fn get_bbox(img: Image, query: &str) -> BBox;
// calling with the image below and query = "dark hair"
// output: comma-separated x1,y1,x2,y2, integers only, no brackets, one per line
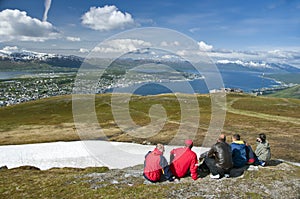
259,133,266,142
218,134,226,142
233,134,241,141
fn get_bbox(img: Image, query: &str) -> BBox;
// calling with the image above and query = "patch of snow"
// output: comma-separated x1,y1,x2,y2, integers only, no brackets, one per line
0,140,209,170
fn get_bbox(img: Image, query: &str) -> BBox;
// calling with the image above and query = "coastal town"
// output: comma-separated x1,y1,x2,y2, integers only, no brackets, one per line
0,75,75,107
0,71,205,107
2,74,293,107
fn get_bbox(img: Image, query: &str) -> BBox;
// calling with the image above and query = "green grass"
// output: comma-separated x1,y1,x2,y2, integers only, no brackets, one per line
0,166,171,199
265,85,300,99
0,167,108,199
0,95,74,131
1,163,299,199
230,96,300,118
0,93,299,162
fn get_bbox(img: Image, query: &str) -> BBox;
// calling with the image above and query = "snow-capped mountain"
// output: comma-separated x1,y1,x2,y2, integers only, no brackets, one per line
216,59,300,73
0,48,299,73
0,48,55,61
0,49,84,69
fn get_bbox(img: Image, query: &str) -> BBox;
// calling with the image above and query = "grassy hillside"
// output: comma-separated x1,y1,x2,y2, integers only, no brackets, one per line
0,60,78,72
265,85,300,99
0,93,299,162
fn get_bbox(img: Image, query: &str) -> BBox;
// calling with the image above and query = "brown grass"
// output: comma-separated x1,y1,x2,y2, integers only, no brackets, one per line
0,93,299,162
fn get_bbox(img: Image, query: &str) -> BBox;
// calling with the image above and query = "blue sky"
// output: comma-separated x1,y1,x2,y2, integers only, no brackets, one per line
0,0,299,66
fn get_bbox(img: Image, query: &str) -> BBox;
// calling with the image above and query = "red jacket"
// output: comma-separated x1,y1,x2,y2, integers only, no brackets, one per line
144,148,170,182
170,147,198,180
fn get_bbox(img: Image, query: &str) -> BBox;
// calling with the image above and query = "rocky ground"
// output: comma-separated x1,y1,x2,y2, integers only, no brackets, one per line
1,159,299,198
79,160,300,199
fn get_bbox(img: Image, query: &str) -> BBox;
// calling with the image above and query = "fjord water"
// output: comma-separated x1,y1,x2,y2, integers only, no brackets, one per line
0,71,31,79
1,70,281,95
109,70,281,95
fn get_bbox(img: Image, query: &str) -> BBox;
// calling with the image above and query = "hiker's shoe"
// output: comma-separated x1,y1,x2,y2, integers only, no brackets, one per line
210,174,220,179
224,174,230,178
259,161,266,167
173,178,180,183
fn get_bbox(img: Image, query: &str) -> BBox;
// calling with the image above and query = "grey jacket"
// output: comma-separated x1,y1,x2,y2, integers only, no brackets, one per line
255,141,271,161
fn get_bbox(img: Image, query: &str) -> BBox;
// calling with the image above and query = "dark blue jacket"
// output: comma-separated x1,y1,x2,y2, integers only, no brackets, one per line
231,141,247,168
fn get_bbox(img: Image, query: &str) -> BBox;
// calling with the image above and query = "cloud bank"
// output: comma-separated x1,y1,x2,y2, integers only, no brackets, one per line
216,60,272,68
92,39,151,54
66,36,81,42
79,48,90,53
209,49,300,68
198,41,213,51
86,38,300,68
81,5,135,31
2,46,19,52
0,9,59,42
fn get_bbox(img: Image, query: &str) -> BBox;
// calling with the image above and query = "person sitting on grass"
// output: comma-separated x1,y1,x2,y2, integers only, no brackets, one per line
143,143,174,183
255,133,271,166
169,139,198,180
231,134,247,168
199,134,233,179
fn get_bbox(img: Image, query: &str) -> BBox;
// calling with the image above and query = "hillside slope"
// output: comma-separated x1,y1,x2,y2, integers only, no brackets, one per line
0,93,299,162
266,85,300,99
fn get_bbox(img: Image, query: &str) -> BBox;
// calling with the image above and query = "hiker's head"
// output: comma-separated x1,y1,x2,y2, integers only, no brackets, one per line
258,133,267,143
156,143,165,153
185,139,193,149
232,134,241,141
218,134,226,142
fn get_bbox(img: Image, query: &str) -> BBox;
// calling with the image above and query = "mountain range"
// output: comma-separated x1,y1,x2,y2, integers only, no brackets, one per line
0,49,83,69
0,48,299,73
216,60,300,73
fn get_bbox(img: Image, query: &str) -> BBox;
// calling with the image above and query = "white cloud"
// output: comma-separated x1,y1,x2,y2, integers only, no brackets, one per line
43,0,52,22
66,36,81,42
208,50,257,60
267,50,295,59
216,59,271,68
161,55,172,59
160,41,180,47
207,48,300,68
176,50,188,57
79,48,90,53
161,54,182,60
92,39,151,53
2,46,19,52
198,41,213,51
189,27,201,33
81,5,135,31
170,44,300,68
0,9,60,42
